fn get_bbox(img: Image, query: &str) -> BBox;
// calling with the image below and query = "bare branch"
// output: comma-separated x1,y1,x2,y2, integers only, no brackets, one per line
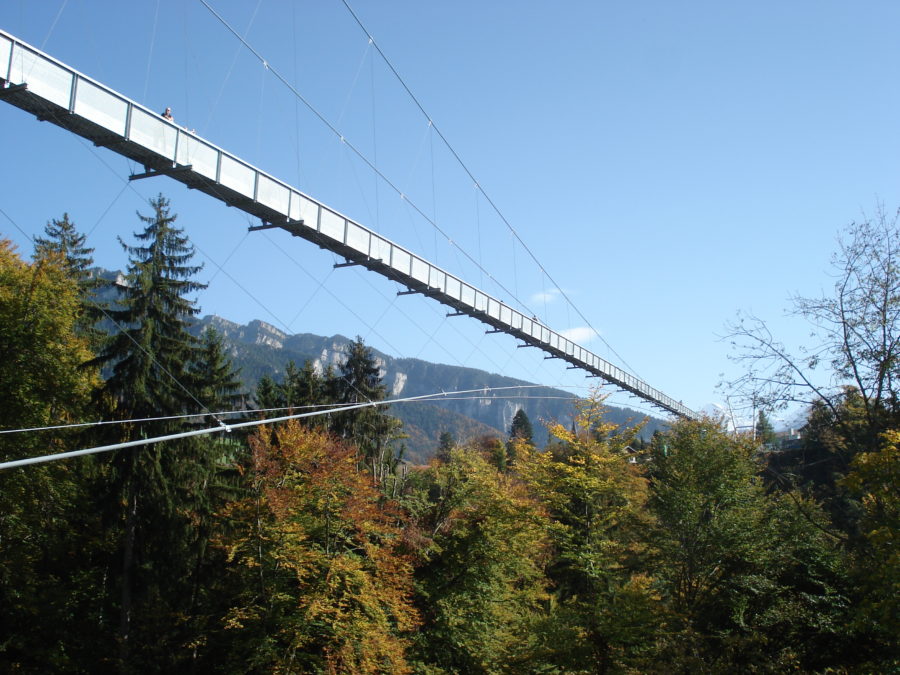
723,206,900,426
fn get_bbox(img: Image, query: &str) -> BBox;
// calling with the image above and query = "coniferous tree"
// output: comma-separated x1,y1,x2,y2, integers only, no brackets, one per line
334,336,402,483
254,373,283,412
281,359,303,409
188,324,246,469
294,359,332,428
335,337,386,406
321,362,341,421
96,195,205,422
32,213,106,342
184,326,245,645
33,213,98,292
508,408,534,468
755,409,777,447
91,194,210,669
436,431,455,463
253,359,333,426
191,326,244,420
509,408,534,444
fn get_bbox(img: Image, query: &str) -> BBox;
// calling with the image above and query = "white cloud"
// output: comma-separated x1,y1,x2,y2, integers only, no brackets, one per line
560,326,597,343
530,288,562,304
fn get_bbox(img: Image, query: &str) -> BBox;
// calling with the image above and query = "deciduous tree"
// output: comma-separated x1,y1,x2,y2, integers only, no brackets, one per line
727,205,900,436
0,239,98,452
217,421,419,673
649,418,852,671
0,239,103,670
410,444,552,673
521,394,661,673
843,430,900,668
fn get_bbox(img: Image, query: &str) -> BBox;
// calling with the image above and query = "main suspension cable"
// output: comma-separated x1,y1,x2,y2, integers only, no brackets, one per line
0,384,591,471
338,0,642,379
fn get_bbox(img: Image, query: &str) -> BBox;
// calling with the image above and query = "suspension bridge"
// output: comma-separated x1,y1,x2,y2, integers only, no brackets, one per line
0,28,697,420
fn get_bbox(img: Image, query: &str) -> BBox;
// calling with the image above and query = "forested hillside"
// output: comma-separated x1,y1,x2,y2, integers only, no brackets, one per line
186,314,668,461
0,203,897,672
92,273,669,461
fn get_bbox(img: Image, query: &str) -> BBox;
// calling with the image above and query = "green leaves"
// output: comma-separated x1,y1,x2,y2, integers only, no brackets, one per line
648,418,856,670
516,394,661,672
410,445,552,673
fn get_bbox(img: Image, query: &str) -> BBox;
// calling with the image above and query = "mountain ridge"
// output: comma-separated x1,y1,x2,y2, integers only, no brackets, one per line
190,314,669,462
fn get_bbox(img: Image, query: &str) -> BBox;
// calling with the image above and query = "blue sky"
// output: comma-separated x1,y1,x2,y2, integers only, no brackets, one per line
3,1,900,422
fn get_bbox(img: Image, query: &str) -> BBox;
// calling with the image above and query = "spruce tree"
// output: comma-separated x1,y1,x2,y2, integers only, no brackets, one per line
33,213,97,291
184,326,245,642
97,195,205,421
282,359,303,409
509,408,534,444
32,213,106,342
188,325,245,468
755,409,777,447
191,327,244,420
437,431,455,463
334,336,402,482
254,373,283,411
292,359,333,428
336,337,387,406
253,359,331,426
91,194,209,669
296,359,325,407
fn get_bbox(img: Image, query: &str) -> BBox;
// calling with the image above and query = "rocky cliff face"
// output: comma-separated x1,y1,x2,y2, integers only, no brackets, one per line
204,317,287,349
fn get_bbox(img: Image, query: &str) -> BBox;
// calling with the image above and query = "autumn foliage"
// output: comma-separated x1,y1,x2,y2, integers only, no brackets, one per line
1,204,898,672
218,421,419,673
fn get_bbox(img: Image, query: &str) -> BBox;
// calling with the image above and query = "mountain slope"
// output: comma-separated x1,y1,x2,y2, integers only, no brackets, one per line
191,315,668,461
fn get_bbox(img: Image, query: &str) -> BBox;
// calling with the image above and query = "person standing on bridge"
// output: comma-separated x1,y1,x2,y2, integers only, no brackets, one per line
161,107,173,121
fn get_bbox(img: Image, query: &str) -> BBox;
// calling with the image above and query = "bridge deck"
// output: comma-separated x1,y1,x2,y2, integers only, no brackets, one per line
0,29,696,419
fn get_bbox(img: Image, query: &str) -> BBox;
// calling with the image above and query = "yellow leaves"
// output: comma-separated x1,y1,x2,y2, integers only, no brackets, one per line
296,553,416,674
844,430,900,525
0,239,99,446
841,428,900,637
507,435,534,465
222,606,255,631
547,422,575,445
517,393,655,624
